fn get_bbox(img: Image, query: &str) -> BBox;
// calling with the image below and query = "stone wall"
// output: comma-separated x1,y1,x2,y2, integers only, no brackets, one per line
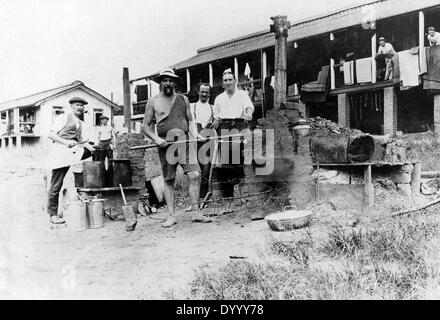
256,109,315,209
114,133,147,194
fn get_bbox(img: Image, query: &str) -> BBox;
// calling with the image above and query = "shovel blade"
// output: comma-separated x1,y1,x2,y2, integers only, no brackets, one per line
122,205,137,231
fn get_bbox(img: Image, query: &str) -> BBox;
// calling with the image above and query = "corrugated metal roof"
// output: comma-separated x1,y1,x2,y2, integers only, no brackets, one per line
146,0,440,76
0,81,120,112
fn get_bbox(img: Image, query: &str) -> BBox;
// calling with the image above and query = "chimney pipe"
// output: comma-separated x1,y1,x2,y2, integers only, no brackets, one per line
123,67,131,132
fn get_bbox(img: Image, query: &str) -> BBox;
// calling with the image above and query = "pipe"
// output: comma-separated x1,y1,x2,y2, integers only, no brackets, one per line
421,171,440,179
123,67,131,133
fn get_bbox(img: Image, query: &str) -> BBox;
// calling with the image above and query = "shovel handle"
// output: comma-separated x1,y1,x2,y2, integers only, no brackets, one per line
119,184,127,205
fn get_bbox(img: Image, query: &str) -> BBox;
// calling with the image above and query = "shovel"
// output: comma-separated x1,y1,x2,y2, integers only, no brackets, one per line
119,184,137,231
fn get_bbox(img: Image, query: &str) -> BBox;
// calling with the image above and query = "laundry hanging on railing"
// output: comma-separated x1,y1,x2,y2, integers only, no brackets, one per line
343,61,354,85
355,58,372,83
398,48,420,87
244,63,251,79
301,66,330,103
301,66,330,92
422,45,440,91
135,85,149,102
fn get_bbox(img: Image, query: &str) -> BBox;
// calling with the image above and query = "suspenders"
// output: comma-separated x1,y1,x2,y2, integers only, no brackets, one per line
194,102,213,128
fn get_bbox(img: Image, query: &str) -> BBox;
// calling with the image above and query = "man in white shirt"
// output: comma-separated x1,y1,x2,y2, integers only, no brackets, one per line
213,69,254,125
191,83,215,132
47,97,94,224
376,37,396,81
96,115,116,161
428,26,440,47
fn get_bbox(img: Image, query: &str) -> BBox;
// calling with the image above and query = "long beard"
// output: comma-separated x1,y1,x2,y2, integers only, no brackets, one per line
163,87,173,96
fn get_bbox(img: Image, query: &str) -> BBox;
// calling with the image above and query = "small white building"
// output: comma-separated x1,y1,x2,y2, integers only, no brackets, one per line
0,80,120,149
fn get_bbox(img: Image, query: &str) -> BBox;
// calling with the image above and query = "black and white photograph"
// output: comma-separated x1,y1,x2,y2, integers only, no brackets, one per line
2,0,440,303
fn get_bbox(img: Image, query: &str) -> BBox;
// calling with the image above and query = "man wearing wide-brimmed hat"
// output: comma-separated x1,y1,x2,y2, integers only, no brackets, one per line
142,68,211,227
46,96,95,224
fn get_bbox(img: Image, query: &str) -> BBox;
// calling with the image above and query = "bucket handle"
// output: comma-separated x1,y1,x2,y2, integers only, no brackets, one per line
284,205,297,211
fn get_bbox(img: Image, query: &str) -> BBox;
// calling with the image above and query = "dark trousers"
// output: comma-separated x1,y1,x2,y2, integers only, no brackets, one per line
197,141,212,199
47,149,91,216
94,140,113,161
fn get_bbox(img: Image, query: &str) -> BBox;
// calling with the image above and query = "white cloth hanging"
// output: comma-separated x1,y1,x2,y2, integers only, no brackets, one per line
244,63,251,79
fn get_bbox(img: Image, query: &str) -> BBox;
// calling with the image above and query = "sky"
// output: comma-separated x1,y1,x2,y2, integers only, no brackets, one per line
0,0,373,104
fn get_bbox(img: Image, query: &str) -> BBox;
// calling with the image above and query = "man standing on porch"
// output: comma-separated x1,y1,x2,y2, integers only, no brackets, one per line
376,37,396,81
428,26,440,46
141,68,211,227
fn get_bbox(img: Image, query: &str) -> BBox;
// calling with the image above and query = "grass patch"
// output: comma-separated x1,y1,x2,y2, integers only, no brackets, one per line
189,215,440,300
397,132,440,171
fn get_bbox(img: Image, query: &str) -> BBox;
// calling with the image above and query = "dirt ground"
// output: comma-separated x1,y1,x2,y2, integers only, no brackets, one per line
0,166,287,300
1,163,438,299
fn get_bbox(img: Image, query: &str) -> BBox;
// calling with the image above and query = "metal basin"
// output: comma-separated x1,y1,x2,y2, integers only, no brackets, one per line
265,208,314,231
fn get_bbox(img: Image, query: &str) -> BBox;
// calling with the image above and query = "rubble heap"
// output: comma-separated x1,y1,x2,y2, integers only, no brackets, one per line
309,116,364,137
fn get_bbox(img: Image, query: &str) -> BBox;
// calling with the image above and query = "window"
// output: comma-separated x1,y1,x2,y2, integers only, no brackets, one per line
93,108,103,126
52,106,64,124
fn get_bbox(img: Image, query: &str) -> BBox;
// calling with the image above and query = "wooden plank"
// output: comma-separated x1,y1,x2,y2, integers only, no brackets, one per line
364,164,374,206
312,162,407,167
77,186,141,192
330,79,400,95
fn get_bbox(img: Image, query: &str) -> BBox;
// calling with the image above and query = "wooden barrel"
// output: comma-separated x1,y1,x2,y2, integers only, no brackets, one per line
310,135,350,163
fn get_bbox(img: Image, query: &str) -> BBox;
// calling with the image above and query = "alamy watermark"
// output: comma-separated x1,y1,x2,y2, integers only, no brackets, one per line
163,128,275,175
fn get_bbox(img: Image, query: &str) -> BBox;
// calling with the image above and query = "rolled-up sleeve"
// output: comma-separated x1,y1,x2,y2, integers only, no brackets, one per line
242,91,254,113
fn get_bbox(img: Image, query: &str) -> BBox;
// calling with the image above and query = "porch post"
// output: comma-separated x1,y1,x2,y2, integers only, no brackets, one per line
262,50,267,84
419,11,426,74
186,68,191,92
433,95,440,139
234,57,239,81
13,107,19,135
330,33,336,90
209,63,213,87
371,33,377,83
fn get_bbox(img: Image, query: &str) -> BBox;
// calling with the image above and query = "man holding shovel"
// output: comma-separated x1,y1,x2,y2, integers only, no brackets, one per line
46,97,95,224
141,68,211,227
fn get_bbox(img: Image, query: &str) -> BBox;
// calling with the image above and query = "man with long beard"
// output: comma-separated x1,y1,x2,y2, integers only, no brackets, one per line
142,68,211,227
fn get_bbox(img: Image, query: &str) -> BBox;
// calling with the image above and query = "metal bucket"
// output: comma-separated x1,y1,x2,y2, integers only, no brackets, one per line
83,161,106,188
64,201,88,231
87,199,105,229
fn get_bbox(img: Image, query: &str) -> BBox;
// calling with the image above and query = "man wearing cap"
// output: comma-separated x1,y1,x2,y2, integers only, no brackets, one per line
376,37,396,81
96,114,116,161
47,97,95,224
428,27,440,46
141,68,211,227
